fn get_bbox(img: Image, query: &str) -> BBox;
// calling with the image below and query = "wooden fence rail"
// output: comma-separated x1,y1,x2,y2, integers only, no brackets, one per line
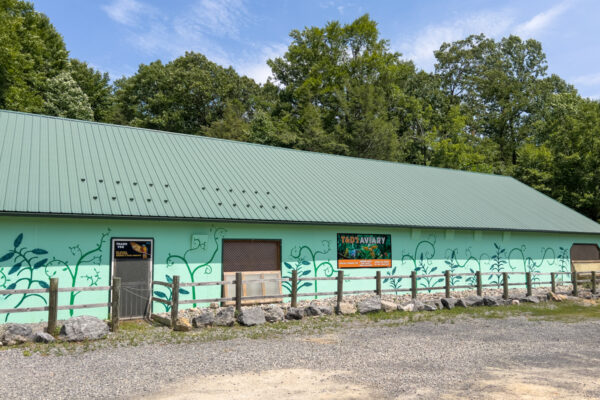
0,277,121,333
153,270,598,330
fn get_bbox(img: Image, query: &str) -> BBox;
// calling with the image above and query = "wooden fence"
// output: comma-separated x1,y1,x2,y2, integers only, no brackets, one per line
153,270,598,329
0,277,122,333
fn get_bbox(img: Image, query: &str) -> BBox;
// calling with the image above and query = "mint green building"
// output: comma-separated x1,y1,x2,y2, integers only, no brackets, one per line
1,110,600,323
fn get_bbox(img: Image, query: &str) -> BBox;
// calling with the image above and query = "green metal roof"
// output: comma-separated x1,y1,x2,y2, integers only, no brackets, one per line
1,110,599,234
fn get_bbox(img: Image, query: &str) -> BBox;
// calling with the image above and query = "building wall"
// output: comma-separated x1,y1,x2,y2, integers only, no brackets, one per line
1,215,599,323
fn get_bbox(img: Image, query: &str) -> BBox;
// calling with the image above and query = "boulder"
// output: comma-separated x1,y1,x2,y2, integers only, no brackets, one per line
192,311,215,328
237,307,266,326
263,305,285,322
152,313,171,327
423,303,437,311
455,299,467,308
381,300,397,313
464,296,484,307
511,299,520,305
357,297,382,314
286,307,305,320
305,305,322,317
214,307,236,326
521,296,540,304
433,299,444,310
399,303,415,312
59,315,109,341
34,332,55,344
336,302,356,315
174,317,192,332
209,302,219,309
411,300,425,311
318,305,334,315
441,298,457,310
1,324,33,344
483,296,501,306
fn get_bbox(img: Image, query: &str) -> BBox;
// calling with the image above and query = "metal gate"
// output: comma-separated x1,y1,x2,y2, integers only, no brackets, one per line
111,239,153,319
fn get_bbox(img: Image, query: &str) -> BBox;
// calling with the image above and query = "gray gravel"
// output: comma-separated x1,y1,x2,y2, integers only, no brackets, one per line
1,314,600,399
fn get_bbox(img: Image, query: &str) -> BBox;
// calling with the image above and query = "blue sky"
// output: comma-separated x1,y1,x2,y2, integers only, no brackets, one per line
32,0,600,98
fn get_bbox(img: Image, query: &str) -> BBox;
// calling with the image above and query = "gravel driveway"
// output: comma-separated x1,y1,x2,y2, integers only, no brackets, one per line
1,315,599,399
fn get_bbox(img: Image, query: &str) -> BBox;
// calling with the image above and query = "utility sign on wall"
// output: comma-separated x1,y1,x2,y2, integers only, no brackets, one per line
337,233,392,268
113,240,152,259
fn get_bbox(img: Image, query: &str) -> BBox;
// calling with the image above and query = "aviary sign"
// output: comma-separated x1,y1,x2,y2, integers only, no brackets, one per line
337,233,392,268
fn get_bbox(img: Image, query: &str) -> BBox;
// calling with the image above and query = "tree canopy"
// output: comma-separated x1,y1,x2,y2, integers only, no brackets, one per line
1,2,599,222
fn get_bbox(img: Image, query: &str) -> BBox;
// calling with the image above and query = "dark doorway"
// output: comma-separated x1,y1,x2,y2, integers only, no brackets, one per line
111,238,153,319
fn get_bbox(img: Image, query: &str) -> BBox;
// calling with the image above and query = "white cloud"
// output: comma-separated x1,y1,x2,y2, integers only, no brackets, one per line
188,0,249,39
398,2,573,71
398,10,514,70
236,43,288,83
101,0,155,26
514,1,572,38
571,72,600,86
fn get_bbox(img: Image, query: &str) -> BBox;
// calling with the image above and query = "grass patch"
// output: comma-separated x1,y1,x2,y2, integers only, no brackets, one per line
4,300,599,356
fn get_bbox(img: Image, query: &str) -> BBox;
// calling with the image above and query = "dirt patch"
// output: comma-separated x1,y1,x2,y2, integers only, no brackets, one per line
139,368,377,400
442,366,600,400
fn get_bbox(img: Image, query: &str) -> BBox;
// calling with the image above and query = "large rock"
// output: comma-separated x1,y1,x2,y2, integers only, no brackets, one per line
455,298,468,308
399,303,415,312
263,305,285,322
464,296,484,307
305,304,322,317
152,313,171,326
357,297,382,314
547,292,567,302
59,315,109,341
318,305,334,315
192,310,215,328
336,302,356,315
423,303,437,311
483,296,500,306
433,299,444,310
381,300,397,313
34,332,55,344
520,296,540,304
237,307,266,326
1,324,33,345
441,298,458,310
214,307,236,326
286,307,305,320
174,317,192,331
411,300,425,311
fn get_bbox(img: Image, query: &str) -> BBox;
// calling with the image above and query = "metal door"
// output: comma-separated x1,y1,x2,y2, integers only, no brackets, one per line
111,239,153,319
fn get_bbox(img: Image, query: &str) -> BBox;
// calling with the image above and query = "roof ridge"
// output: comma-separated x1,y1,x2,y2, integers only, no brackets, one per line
0,109,511,180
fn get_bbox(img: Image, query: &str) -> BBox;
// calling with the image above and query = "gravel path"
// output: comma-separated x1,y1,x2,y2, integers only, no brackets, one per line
1,316,600,399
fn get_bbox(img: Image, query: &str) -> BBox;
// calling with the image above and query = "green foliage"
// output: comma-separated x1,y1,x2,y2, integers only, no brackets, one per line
0,5,599,222
69,59,113,122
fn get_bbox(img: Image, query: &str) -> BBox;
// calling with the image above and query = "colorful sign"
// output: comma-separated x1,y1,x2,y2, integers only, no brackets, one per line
114,240,152,259
337,233,392,268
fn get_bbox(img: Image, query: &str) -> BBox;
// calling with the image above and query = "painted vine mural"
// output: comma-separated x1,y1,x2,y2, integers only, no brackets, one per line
0,231,110,321
165,227,226,307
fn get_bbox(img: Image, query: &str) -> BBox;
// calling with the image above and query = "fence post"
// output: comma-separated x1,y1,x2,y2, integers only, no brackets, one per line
526,272,532,297
551,272,556,293
592,271,597,295
111,277,120,333
502,272,509,300
411,270,417,299
291,269,298,308
336,270,344,311
171,275,180,329
376,271,382,297
444,270,450,298
47,277,58,334
235,272,243,313
476,271,482,297
572,272,578,297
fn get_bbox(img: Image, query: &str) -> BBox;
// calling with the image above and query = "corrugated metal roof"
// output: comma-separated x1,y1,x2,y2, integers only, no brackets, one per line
1,109,599,234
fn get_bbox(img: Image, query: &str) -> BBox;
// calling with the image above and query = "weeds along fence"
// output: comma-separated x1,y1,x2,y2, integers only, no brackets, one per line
0,277,122,333
153,270,599,329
